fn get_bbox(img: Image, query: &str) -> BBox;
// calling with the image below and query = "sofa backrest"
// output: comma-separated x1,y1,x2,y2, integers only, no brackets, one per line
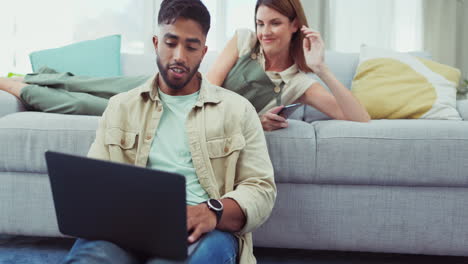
121,50,433,122
308,50,432,90
302,50,433,122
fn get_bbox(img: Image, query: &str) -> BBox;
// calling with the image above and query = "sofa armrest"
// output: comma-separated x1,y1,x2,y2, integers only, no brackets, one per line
457,100,468,120
0,91,27,118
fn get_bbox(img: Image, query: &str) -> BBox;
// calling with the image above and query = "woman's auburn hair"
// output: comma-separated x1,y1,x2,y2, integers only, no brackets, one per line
255,0,313,73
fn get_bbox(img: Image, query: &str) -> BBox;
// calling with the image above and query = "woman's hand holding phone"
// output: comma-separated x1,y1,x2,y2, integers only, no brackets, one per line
260,106,288,131
277,103,302,118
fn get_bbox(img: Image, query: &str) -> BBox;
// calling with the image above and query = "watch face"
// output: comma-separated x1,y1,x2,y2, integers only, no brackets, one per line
208,199,223,211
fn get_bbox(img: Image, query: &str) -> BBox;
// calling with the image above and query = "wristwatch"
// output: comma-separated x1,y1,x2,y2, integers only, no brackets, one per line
205,199,223,224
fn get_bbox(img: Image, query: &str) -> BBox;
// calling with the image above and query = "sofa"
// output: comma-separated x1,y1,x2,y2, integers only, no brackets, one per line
1,50,468,257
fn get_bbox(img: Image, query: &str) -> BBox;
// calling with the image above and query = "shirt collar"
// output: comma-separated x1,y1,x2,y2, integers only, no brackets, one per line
140,72,221,106
257,47,299,84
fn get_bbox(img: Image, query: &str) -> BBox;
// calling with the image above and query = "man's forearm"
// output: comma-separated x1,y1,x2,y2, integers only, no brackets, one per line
216,198,246,232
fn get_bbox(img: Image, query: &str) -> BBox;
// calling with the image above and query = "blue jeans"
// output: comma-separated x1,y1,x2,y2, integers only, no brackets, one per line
62,230,238,264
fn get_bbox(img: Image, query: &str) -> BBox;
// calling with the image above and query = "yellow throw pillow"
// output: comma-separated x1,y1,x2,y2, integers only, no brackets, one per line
351,46,461,120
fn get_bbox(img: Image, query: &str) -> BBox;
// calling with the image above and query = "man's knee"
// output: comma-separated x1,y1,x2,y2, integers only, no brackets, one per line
189,231,238,263
62,239,138,264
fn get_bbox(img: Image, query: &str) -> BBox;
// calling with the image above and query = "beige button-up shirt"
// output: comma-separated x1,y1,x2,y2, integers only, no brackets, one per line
87,74,277,264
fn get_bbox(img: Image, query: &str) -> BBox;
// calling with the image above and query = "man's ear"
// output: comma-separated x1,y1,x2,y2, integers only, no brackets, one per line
152,35,159,52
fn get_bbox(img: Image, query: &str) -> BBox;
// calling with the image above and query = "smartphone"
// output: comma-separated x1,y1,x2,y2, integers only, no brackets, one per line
277,103,303,118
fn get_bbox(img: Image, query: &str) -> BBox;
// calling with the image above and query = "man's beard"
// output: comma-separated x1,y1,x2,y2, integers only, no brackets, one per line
156,57,201,91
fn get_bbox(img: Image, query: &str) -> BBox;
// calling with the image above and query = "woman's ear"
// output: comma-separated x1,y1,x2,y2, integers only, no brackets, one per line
291,18,300,34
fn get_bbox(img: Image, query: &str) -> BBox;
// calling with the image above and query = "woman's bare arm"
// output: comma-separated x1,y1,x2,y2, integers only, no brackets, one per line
206,34,239,86
301,26,370,122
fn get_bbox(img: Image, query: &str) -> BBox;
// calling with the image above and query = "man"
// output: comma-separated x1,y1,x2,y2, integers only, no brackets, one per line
62,0,276,263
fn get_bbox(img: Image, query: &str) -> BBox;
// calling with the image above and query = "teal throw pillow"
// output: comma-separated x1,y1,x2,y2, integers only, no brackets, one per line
29,35,121,77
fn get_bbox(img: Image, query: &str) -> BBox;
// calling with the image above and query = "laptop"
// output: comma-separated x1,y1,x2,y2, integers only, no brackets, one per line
45,151,200,260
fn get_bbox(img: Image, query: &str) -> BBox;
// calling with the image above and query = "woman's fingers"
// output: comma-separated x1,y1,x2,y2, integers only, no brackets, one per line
264,121,288,131
305,33,321,38
267,112,286,122
266,113,288,129
303,30,320,35
304,33,323,42
301,26,320,34
303,37,311,51
261,109,289,131
268,105,284,115
301,27,323,41
304,33,325,48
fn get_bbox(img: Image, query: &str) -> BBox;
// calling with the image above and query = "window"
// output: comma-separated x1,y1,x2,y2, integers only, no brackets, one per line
201,0,256,51
0,0,154,76
328,0,423,52
1,0,260,75
1,0,426,76
153,0,256,51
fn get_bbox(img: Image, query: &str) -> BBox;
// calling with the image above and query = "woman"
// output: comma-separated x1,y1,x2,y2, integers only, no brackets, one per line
207,0,370,131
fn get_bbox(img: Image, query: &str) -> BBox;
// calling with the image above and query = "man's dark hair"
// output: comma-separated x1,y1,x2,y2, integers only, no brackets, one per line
158,0,211,36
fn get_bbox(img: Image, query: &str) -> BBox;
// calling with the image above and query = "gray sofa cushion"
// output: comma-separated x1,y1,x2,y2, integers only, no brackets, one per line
0,91,27,118
457,100,468,120
254,183,468,256
264,120,316,184
313,119,468,187
322,51,360,90
0,112,98,173
304,105,332,123
4,110,466,188
1,112,317,184
0,171,60,236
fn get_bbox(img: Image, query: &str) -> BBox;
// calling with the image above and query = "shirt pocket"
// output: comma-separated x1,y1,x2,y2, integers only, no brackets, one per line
104,127,139,163
206,134,246,158
206,134,246,194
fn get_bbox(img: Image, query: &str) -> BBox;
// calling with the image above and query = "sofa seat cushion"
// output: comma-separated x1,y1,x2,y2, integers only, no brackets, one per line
264,120,317,184
457,100,468,120
314,120,468,187
0,112,98,173
0,91,27,118
1,113,317,185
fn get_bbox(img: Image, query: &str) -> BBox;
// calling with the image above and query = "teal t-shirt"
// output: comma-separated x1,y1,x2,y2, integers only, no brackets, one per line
146,89,209,205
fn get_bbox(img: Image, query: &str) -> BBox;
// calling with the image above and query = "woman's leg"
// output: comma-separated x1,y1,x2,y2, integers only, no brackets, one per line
2,67,149,115
10,76,25,82
1,77,109,115
24,68,150,98
62,238,142,264
21,84,109,115
0,77,28,99
146,230,238,264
